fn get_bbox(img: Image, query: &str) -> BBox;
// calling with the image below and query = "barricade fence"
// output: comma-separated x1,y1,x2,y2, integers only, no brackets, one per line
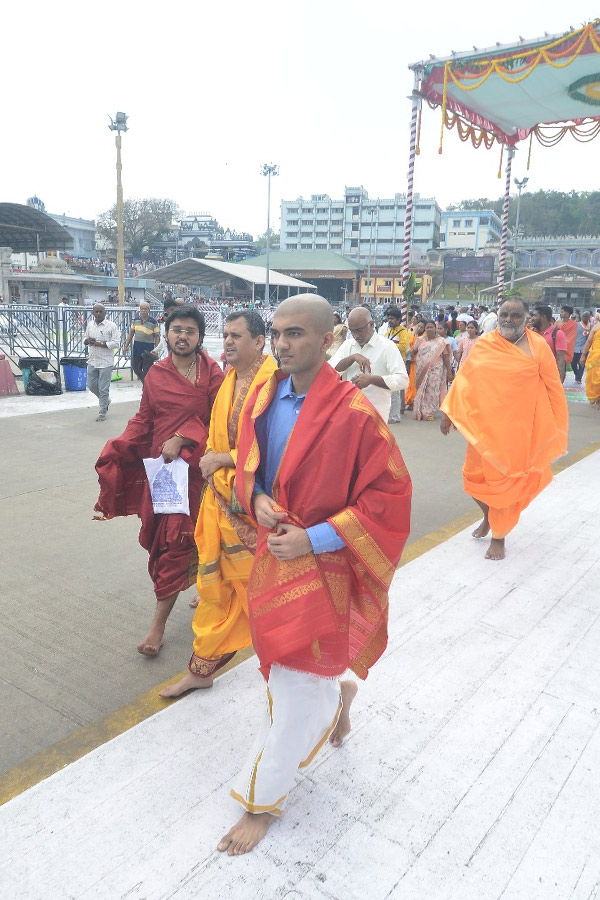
0,306,137,374
0,304,276,375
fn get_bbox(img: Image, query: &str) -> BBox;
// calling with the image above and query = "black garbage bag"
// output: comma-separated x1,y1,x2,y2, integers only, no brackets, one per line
26,368,62,396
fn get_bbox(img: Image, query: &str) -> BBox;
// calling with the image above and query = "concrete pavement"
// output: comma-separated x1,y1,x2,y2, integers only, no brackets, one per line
1,448,599,900
0,368,598,780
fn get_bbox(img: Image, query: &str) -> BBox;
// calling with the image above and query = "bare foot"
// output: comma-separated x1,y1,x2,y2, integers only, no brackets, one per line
217,812,274,855
485,537,505,561
136,624,164,656
159,670,213,697
472,519,490,539
189,595,199,608
330,680,358,747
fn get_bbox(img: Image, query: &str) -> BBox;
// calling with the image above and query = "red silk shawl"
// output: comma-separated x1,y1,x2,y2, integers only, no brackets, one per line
94,350,223,547
236,362,412,680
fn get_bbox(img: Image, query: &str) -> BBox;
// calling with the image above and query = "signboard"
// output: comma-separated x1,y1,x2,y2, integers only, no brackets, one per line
443,256,494,285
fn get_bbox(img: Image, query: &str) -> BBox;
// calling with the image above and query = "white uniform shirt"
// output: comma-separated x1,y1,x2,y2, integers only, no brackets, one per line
329,331,408,421
85,318,120,368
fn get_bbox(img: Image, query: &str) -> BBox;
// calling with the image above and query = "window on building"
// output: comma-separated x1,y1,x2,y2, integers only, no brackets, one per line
288,219,298,226
301,243,312,249
331,244,342,250
287,208,298,214
286,232,298,238
480,217,489,225
316,231,328,237
453,219,461,227
464,219,473,227
316,244,327,249
351,239,358,247
332,207,343,213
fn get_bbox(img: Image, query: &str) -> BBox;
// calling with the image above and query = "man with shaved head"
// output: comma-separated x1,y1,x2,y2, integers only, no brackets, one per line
217,294,412,855
329,304,408,424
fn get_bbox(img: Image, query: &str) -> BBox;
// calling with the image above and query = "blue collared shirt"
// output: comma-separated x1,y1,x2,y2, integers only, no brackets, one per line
254,376,345,555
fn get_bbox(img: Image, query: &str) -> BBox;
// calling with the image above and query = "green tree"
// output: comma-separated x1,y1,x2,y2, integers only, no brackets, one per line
97,198,180,257
448,189,600,237
253,229,280,252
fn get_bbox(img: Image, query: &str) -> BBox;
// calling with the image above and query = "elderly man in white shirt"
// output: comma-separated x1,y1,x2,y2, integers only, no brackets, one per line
84,304,120,421
328,306,408,423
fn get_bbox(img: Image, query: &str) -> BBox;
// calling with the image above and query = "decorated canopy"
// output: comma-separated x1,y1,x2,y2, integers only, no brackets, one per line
412,21,600,151
401,21,600,302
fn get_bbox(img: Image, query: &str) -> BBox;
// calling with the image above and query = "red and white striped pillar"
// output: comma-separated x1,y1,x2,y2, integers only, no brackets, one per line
496,145,514,303
401,71,422,323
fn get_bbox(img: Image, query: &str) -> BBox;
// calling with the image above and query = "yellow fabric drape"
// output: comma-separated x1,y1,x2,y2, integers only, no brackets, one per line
585,329,600,404
192,355,277,662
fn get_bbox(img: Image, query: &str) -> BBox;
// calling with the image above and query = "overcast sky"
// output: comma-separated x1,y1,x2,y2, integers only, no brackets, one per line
2,0,598,238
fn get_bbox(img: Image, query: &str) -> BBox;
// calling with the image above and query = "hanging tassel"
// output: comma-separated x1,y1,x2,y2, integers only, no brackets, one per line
439,63,449,154
527,130,533,169
497,142,504,178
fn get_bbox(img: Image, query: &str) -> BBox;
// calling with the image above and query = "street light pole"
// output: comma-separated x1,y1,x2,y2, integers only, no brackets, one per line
261,163,279,307
108,112,128,306
365,208,375,305
510,175,528,290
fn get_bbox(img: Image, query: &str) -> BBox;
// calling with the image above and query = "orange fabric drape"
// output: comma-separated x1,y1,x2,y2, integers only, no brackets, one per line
441,329,568,537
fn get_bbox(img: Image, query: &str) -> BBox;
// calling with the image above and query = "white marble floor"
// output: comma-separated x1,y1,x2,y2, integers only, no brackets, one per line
1,451,599,900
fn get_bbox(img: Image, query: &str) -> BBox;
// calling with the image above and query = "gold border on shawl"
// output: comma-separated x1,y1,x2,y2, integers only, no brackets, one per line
330,508,393,584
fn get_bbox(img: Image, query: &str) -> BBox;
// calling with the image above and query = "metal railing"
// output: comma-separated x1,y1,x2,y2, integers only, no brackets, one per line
0,304,279,372
0,305,136,374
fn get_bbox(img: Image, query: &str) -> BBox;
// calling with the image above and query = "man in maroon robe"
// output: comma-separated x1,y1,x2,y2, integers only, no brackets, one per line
94,306,223,655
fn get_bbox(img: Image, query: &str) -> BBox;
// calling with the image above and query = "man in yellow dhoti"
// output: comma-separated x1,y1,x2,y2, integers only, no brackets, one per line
160,311,277,696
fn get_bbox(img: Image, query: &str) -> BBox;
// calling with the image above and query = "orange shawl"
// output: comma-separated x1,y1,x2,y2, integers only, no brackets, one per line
236,363,412,680
441,328,568,536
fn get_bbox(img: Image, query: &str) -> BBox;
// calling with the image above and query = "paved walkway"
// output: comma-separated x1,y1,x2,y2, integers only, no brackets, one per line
1,450,599,900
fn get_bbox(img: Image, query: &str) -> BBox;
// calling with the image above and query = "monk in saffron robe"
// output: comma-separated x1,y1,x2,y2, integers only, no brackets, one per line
160,311,277,697
94,307,223,654
441,297,568,561
217,295,412,856
558,304,578,366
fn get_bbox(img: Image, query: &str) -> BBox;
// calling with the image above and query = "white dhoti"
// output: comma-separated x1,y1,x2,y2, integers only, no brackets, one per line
231,664,342,816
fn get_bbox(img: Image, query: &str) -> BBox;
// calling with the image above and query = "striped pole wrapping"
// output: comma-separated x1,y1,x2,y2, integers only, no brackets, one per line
496,146,514,302
402,75,421,323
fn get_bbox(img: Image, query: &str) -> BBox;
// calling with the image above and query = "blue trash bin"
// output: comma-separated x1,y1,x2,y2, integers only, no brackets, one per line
60,357,88,391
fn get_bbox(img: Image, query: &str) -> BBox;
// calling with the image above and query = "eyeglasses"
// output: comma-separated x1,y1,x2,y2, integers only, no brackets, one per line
169,327,199,337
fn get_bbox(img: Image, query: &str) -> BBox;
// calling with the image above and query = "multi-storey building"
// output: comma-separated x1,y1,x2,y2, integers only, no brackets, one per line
440,210,502,251
280,186,441,265
152,213,254,261
513,236,600,271
26,196,96,259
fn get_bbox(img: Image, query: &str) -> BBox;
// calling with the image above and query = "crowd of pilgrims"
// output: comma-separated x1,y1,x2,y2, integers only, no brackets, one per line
335,301,598,423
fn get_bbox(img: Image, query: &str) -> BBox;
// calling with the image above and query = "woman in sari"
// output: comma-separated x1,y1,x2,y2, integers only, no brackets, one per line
405,320,425,410
456,320,480,369
580,320,600,409
413,320,453,420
